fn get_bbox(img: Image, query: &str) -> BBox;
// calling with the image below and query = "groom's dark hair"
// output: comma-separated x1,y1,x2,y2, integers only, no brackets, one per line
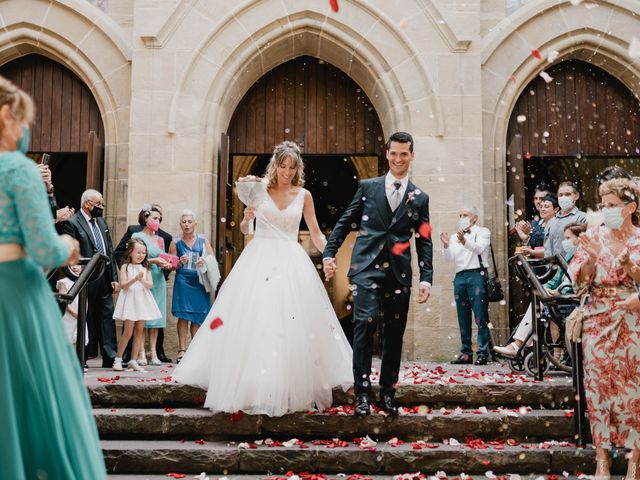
387,132,414,153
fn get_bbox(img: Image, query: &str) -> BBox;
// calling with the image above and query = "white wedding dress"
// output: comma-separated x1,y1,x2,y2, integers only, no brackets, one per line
172,188,353,416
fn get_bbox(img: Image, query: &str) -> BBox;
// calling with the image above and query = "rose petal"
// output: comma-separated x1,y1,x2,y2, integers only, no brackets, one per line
531,49,542,59
209,317,223,330
329,0,339,12
391,242,410,255
418,222,432,239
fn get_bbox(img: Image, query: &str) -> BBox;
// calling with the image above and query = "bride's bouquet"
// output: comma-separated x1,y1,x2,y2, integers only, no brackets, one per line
235,175,267,208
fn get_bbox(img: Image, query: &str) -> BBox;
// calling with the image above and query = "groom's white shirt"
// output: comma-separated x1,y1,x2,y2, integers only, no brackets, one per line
385,172,408,206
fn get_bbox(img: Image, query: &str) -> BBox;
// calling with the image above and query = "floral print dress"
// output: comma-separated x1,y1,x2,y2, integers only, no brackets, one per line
568,225,640,449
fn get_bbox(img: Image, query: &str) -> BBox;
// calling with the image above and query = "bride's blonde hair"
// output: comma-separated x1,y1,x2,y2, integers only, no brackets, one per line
264,141,305,189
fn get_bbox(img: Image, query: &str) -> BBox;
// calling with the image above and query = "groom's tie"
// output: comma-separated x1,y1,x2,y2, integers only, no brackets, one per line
389,180,402,211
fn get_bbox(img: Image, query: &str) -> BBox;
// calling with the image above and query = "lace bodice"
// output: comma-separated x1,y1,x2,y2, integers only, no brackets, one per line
0,151,68,268
254,188,305,241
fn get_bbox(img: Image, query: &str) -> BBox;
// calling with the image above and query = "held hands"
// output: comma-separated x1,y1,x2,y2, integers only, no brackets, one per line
179,254,190,266
456,229,466,245
111,281,120,293
243,207,256,222
417,284,430,304
323,258,337,281
440,232,449,248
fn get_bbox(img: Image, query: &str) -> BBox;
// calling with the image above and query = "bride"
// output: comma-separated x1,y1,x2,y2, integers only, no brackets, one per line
172,141,353,416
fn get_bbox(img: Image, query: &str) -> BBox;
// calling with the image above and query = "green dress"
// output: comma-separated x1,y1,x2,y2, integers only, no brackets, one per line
131,231,167,328
0,151,106,479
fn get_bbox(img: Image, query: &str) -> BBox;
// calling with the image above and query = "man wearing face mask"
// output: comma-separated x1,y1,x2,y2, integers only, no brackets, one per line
548,181,587,257
440,207,492,365
62,189,119,367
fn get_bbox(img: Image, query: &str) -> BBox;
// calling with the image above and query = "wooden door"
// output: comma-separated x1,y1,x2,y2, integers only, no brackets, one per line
217,132,231,277
86,131,103,191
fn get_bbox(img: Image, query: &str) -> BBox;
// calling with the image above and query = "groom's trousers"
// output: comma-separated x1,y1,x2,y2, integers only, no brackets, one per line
350,263,410,397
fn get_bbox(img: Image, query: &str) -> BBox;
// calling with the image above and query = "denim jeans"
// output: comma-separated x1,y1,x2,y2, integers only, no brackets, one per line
453,269,490,356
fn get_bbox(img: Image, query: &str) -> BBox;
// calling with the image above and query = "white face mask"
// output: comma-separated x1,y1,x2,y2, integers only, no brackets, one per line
601,206,625,230
459,217,472,230
558,196,575,211
561,239,576,257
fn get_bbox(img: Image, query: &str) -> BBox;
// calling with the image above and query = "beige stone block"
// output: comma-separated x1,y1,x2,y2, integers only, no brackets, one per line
390,58,434,104
173,135,207,172
134,2,176,37
365,21,411,71
75,27,131,81
437,54,481,96
40,7,96,47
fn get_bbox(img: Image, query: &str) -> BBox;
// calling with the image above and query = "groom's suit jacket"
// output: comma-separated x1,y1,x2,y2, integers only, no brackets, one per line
324,175,433,287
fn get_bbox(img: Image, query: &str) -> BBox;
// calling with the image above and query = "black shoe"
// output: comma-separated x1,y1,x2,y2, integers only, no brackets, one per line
157,354,172,363
379,393,399,415
101,357,115,368
451,354,473,365
474,354,489,366
354,394,371,416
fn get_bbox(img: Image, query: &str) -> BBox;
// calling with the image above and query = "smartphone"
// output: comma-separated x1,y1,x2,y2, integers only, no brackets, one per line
41,153,51,166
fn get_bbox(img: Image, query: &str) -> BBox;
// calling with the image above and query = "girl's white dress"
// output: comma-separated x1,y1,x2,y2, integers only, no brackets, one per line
113,264,162,321
56,277,88,345
172,188,353,417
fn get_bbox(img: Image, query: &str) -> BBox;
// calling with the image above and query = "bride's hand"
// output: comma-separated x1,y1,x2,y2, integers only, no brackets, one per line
243,207,255,222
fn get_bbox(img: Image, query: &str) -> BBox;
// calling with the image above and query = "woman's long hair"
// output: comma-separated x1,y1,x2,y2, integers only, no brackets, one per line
264,141,305,189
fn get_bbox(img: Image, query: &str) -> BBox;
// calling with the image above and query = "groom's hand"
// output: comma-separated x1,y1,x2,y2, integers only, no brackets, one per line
323,258,337,281
417,284,430,304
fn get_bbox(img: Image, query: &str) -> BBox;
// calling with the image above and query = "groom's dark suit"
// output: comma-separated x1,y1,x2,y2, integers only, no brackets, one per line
323,175,433,397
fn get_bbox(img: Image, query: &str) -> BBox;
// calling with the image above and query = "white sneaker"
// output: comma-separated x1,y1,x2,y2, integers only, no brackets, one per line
493,342,519,359
128,359,146,373
113,357,124,371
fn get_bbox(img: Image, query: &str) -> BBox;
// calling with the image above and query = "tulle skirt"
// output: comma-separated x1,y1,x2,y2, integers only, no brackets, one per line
0,259,106,479
172,237,353,417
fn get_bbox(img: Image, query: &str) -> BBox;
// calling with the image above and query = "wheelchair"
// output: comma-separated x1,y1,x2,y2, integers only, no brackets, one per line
499,254,579,378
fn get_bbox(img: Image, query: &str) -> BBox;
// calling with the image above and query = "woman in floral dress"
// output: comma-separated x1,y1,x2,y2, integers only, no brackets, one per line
569,178,640,479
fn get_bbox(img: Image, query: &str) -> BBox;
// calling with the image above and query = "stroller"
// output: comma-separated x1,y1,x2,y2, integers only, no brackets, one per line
500,254,579,378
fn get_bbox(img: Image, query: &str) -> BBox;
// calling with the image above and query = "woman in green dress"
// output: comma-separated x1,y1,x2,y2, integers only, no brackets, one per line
132,205,172,365
0,76,107,478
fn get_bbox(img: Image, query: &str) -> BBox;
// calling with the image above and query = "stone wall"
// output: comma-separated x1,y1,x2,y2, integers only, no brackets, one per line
2,0,640,360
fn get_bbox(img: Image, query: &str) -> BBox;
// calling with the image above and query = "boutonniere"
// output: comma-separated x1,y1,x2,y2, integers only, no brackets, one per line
406,189,421,205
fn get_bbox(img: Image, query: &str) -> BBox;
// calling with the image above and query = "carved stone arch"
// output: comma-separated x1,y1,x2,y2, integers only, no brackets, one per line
480,0,640,341
166,1,446,143
0,0,132,227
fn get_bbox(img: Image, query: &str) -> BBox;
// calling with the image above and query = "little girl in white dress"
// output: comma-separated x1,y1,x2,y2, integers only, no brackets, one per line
113,238,162,372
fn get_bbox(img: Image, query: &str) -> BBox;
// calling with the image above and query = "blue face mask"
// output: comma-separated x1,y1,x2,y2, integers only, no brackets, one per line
561,239,576,257
17,126,30,154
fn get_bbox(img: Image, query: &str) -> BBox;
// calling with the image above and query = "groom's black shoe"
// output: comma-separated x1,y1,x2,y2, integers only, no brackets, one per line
354,394,371,416
451,353,473,365
379,392,399,415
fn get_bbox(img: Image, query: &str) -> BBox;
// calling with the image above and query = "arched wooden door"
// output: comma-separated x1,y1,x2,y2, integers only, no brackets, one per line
0,54,105,210
221,56,386,323
506,60,640,323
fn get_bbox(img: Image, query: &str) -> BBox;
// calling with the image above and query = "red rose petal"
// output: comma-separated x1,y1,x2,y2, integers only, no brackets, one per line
531,49,542,59
164,407,175,412
329,0,339,12
209,317,224,330
229,411,244,422
391,241,410,256
418,222,432,239
166,474,186,479
194,439,205,445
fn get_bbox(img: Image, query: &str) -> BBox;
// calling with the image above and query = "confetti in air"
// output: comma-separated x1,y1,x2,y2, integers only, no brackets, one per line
531,49,542,60
329,0,339,13
516,115,527,124
569,0,584,5
547,50,560,63
539,71,553,83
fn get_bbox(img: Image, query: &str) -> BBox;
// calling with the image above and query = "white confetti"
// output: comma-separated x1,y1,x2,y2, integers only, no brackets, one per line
516,114,527,123
547,50,560,63
569,0,583,5
539,71,553,83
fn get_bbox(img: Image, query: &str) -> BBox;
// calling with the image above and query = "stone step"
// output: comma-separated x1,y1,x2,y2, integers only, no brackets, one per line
105,477,625,480
88,382,574,410
101,440,625,475
95,408,574,442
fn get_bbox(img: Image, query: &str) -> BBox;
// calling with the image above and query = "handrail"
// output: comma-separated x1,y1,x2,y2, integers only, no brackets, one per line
55,253,109,373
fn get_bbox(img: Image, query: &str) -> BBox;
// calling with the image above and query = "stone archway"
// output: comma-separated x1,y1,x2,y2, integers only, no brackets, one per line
481,0,640,341
0,0,131,233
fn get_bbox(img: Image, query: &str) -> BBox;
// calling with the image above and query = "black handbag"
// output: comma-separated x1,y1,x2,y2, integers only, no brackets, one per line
478,244,504,302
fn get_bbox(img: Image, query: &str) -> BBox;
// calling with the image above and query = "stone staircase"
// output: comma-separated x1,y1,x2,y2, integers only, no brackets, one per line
86,362,626,478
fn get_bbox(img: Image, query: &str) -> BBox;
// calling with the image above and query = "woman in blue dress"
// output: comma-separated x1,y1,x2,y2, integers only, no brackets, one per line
132,205,172,365
0,76,106,479
169,209,214,363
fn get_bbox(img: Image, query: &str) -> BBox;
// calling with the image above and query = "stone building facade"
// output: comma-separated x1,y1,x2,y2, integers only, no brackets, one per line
1,0,639,359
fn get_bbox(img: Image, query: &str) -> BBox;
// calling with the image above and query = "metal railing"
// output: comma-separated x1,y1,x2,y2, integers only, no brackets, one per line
55,253,108,372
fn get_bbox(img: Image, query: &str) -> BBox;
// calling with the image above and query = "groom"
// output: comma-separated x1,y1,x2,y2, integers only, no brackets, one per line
323,131,433,416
